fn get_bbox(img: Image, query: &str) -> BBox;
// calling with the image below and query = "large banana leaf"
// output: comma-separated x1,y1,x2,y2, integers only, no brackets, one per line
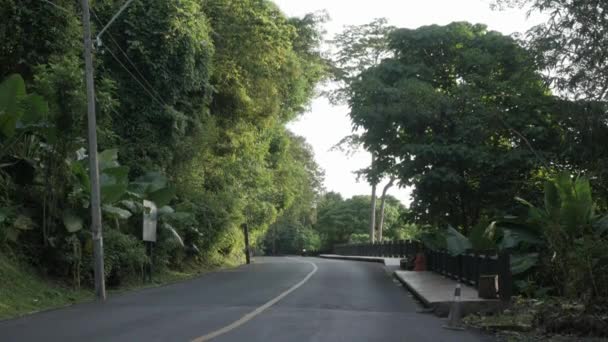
0,207,9,224
129,171,168,195
0,74,26,138
510,253,539,275
593,215,608,235
63,211,83,233
445,225,472,255
102,204,132,220
147,187,175,207
0,74,49,140
100,166,129,204
544,180,561,221
418,225,472,255
498,227,543,249
98,149,120,170
128,171,175,207
20,94,48,126
162,223,184,247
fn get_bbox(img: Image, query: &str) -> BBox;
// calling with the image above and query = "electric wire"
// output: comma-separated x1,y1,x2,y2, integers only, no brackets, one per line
90,9,167,107
39,0,72,15
39,0,169,110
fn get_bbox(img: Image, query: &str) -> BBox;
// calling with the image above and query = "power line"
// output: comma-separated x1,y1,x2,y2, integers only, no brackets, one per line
39,0,72,14
90,9,166,106
95,0,136,41
39,1,169,109
102,44,167,108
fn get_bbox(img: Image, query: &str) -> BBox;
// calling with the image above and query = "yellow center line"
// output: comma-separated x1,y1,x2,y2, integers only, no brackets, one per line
191,257,318,342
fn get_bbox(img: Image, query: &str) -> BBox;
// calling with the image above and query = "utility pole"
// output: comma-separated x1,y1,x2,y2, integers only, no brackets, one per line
243,224,251,264
81,0,105,300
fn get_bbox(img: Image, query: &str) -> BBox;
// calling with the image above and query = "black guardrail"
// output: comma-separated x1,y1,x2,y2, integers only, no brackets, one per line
333,240,512,301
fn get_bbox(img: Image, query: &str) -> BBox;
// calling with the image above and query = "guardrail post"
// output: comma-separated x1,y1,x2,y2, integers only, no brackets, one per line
497,251,512,302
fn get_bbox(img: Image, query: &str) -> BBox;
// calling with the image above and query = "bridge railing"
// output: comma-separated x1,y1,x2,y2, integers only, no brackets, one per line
333,241,512,301
334,240,418,258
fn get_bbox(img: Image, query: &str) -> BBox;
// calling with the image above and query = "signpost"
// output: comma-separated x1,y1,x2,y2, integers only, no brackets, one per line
243,223,251,264
143,200,158,243
143,200,158,282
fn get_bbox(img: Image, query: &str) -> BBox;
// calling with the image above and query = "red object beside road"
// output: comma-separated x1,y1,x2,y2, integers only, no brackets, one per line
414,253,426,271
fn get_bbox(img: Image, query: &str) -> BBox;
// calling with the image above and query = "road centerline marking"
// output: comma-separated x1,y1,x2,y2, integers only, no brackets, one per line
191,257,318,342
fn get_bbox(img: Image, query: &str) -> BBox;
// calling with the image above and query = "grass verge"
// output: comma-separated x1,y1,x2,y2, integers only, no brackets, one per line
0,253,242,320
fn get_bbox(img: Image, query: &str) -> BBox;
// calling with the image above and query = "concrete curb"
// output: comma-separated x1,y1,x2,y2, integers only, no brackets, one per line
392,271,432,308
318,254,402,267
319,254,385,264
393,271,506,317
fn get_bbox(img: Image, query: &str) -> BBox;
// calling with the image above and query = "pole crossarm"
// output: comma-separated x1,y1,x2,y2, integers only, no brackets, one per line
95,0,135,46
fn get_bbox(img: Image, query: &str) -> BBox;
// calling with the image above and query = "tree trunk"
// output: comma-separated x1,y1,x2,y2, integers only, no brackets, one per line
369,153,377,243
377,177,395,241
370,183,377,243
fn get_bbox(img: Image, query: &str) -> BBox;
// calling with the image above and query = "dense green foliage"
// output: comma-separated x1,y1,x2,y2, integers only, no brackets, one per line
262,190,410,254
494,0,608,102
261,135,324,255
338,16,608,314
487,173,608,300
494,0,608,205
0,252,92,319
311,192,409,250
0,0,326,288
350,22,559,232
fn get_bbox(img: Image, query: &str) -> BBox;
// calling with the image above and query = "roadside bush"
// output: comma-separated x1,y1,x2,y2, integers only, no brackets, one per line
385,223,423,241
348,233,369,244
102,229,147,287
467,220,496,251
534,298,608,337
151,224,187,271
487,173,608,300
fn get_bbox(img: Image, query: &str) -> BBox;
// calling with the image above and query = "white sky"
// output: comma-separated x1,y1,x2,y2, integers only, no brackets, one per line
275,0,544,205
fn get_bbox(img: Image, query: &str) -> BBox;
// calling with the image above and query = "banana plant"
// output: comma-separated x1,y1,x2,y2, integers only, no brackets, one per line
486,172,608,276
0,74,50,243
0,74,51,162
516,173,608,237
64,147,188,249
418,225,472,255
64,148,132,232
0,207,36,242
512,173,608,298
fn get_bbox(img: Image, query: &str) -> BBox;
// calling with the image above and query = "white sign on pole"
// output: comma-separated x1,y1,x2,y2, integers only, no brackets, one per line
143,200,158,242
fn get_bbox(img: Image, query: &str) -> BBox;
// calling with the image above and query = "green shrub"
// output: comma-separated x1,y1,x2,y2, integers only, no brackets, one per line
151,224,186,271
468,220,496,251
490,173,608,300
348,233,370,244
102,229,147,287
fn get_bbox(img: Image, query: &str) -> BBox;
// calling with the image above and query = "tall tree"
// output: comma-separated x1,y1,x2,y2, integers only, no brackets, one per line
349,22,560,232
313,192,407,248
494,0,608,101
0,0,329,286
494,0,608,205
331,18,396,242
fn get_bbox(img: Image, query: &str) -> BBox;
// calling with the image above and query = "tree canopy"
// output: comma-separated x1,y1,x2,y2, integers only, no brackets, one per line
350,22,560,232
0,0,327,287
311,192,408,249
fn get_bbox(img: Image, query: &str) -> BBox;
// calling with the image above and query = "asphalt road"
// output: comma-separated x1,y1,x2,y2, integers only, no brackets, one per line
0,257,491,341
